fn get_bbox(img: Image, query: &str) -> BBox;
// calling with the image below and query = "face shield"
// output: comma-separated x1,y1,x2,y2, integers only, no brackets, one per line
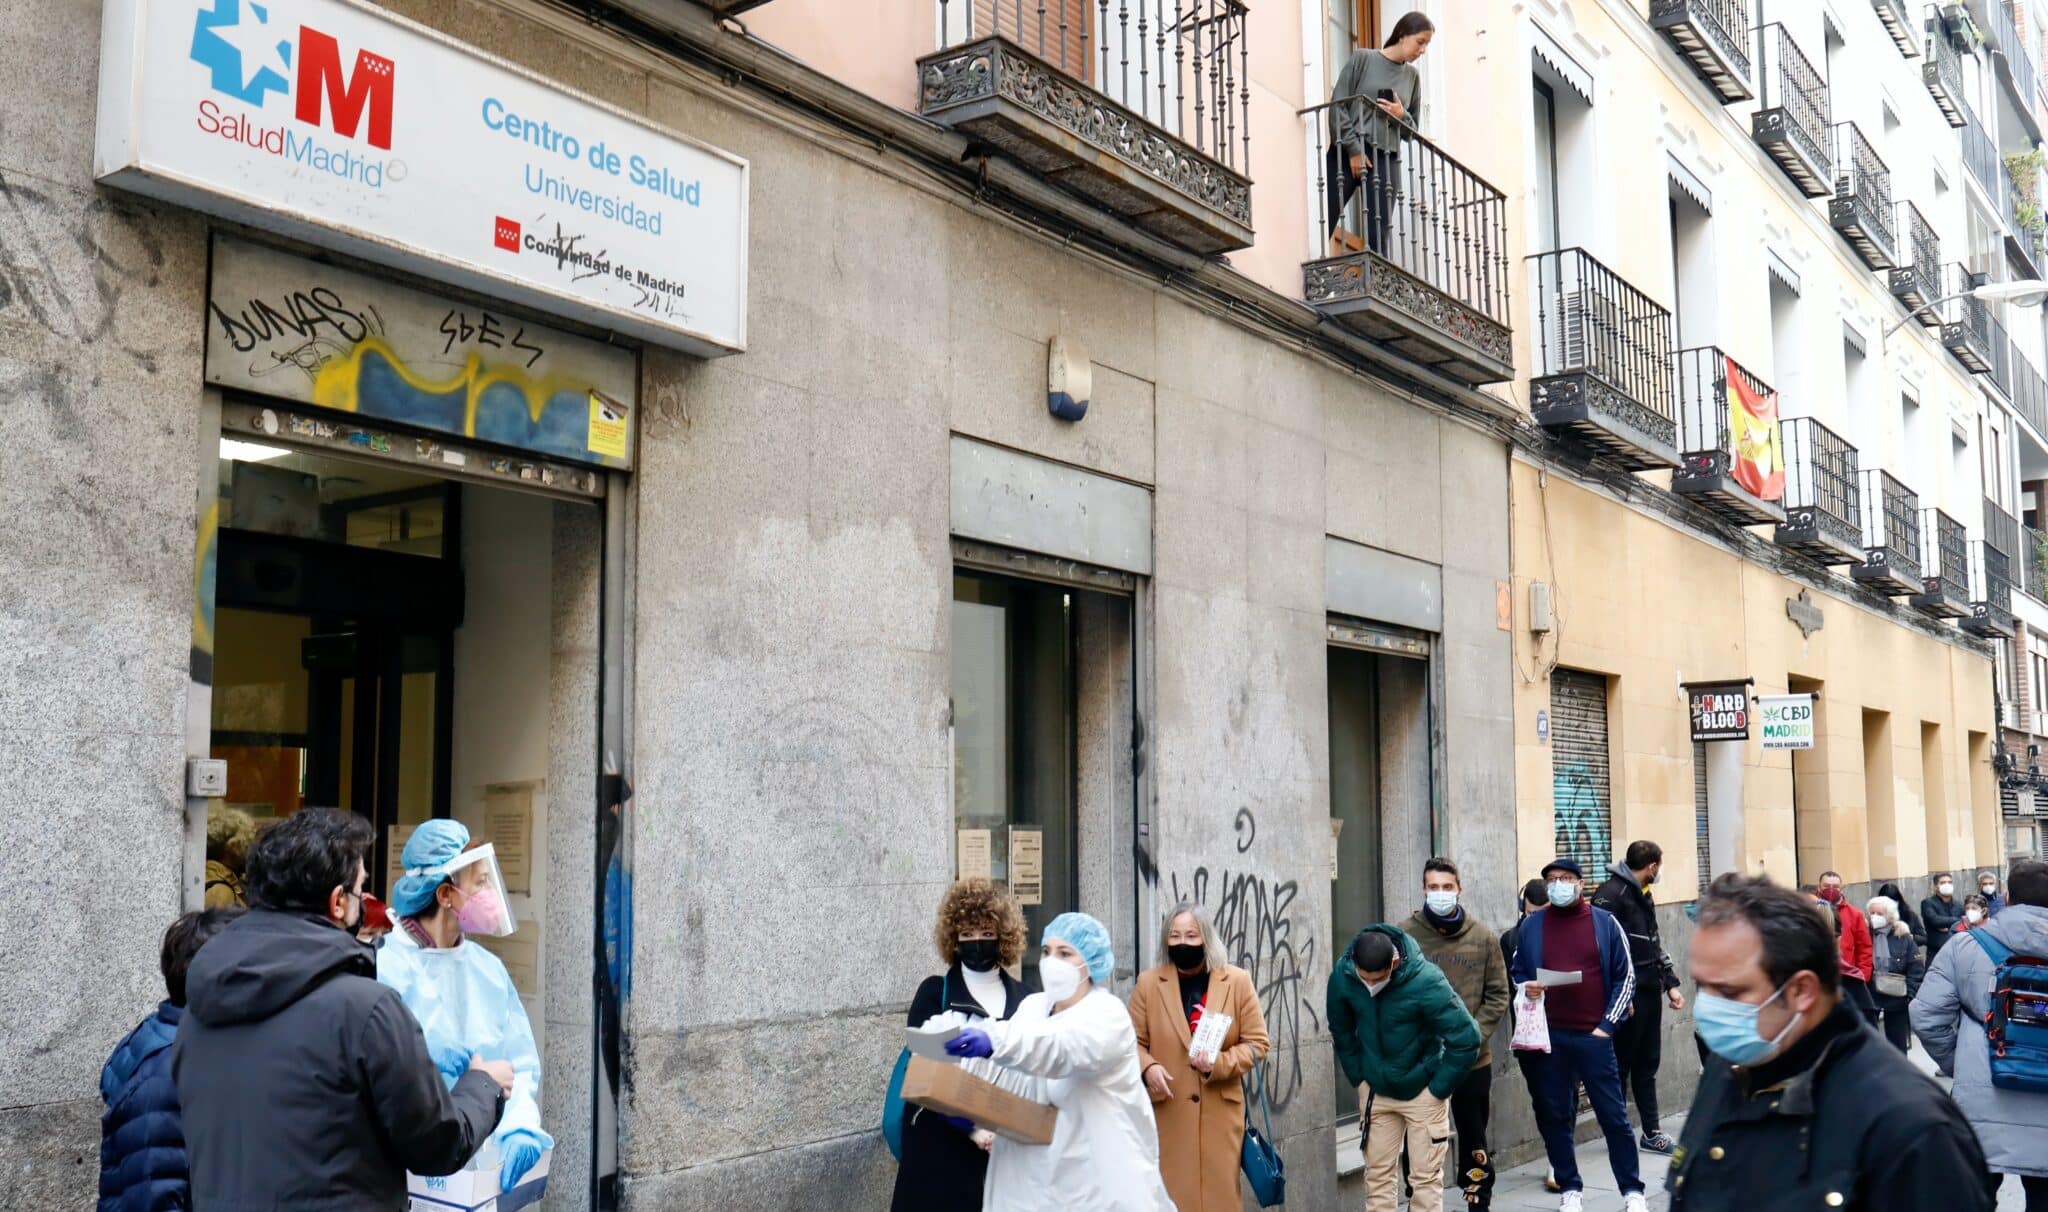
417,843,518,938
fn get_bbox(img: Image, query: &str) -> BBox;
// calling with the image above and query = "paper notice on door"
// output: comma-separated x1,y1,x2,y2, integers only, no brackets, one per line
386,824,417,895
1329,818,1344,881
957,829,992,881
1535,968,1585,988
483,782,536,894
1009,829,1043,906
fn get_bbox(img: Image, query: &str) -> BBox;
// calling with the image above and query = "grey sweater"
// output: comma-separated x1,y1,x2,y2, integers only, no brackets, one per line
1330,49,1422,155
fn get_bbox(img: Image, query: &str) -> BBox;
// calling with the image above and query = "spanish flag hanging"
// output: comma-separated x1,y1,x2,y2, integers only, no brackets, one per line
1728,355,1785,501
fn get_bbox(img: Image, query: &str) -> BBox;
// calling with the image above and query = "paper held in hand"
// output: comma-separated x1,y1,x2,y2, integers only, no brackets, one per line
1535,967,1584,987
1188,1010,1234,1065
906,1023,963,1061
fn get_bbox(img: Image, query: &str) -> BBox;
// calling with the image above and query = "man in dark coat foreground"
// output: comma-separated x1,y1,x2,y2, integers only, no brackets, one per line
1667,872,1993,1212
174,808,511,1210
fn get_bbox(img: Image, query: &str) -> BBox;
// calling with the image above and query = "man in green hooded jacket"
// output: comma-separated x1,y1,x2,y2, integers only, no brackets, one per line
1329,924,1482,1212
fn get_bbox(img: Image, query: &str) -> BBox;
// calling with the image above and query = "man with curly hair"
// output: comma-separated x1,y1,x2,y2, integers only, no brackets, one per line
891,878,1034,1211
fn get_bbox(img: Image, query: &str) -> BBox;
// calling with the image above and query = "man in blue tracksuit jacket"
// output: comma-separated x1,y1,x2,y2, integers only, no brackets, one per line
1510,858,1644,1211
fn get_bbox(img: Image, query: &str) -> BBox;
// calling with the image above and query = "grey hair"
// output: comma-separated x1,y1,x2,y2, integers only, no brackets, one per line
1160,903,1228,973
1865,895,1898,920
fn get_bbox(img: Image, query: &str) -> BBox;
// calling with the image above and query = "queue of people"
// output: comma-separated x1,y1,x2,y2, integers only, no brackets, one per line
100,807,539,1210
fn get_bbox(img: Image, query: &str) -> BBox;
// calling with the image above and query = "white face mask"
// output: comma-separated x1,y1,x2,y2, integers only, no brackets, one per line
1424,890,1460,916
1365,976,1392,997
1938,882,1954,896
1982,882,1998,895
1967,909,1986,924
1869,914,1888,931
1039,955,1085,1001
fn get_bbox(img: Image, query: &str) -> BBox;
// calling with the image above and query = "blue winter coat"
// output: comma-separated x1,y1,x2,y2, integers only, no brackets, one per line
1507,902,1637,1033
99,1002,188,1211
1911,904,2048,1177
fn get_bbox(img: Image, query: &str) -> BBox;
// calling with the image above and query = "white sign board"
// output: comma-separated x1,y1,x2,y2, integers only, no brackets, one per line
1758,694,1816,750
95,0,747,356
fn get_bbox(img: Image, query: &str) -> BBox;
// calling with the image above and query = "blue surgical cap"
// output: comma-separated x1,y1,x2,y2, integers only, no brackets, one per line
1043,912,1114,986
391,819,471,917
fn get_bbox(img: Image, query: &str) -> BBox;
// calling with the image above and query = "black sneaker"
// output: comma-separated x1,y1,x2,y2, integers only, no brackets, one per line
1640,1130,1676,1154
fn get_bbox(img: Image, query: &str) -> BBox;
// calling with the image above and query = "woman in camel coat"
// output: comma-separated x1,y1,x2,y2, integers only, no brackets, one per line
1126,903,1270,1212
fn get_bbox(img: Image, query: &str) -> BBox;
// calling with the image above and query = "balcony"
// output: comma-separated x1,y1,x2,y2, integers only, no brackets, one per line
1753,26,1834,196
1889,203,1943,321
1671,346,1787,524
2013,342,2048,435
2022,523,2048,604
1875,0,1922,56
1649,0,1755,103
917,0,1253,254
1830,124,1897,270
1852,470,1924,594
1990,0,2044,123
1775,417,1865,564
1966,540,2018,637
1300,108,1513,385
1912,508,1974,616
1941,265,1996,373
1924,6,1970,126
1526,248,1678,468
1962,108,2001,199
1988,496,2023,566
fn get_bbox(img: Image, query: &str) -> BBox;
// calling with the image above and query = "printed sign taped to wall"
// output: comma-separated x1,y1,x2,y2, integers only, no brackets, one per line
1687,680,1752,743
386,823,417,895
205,236,640,469
1758,693,1816,750
957,828,992,881
484,781,536,894
1009,829,1043,906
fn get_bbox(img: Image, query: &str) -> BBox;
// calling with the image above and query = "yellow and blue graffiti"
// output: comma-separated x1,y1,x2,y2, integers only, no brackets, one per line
307,337,609,463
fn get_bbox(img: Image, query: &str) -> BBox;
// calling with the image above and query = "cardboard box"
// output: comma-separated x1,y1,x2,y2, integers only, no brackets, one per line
900,1054,1057,1146
406,1147,550,1212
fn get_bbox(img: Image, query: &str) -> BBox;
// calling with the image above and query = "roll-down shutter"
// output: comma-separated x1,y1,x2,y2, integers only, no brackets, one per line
1694,741,1711,893
1550,670,1612,875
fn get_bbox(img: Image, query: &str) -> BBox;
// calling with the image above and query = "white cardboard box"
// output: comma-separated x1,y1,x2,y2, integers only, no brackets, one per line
406,1147,550,1212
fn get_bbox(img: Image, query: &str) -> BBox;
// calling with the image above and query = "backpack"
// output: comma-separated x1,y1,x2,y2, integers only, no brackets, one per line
881,974,947,1161
1972,929,2048,1093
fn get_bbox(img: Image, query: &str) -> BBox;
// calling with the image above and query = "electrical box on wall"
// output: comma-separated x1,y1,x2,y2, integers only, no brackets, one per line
1529,581,1554,633
187,758,228,799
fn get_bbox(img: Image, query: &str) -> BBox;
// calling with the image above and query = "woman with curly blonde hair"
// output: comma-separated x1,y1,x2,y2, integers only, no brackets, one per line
890,878,1032,1211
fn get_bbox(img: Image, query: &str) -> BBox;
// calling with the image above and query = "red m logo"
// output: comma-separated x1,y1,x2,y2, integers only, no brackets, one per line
294,27,394,150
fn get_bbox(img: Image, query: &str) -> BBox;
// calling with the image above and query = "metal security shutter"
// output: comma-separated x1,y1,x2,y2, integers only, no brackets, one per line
1551,670,1613,875
1695,741,1711,893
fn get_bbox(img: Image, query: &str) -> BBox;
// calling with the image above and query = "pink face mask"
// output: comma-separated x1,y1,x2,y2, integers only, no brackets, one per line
456,886,505,936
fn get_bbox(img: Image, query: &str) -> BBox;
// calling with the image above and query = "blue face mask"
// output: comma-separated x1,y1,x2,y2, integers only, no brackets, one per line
1547,881,1578,908
1694,984,1795,1065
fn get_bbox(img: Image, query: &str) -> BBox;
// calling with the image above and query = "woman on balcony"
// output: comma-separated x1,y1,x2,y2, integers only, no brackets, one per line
1327,11,1433,258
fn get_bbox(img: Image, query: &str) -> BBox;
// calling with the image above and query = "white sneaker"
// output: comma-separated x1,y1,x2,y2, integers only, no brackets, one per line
1623,1193,1650,1212
1559,1192,1584,1212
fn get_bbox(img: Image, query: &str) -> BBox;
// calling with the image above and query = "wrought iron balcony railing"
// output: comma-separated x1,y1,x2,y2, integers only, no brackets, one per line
1943,264,1995,373
1854,469,1923,593
1526,247,1678,468
1889,202,1942,320
1988,496,2023,562
1649,0,1755,102
1672,346,1786,523
1874,0,1921,56
1924,5,1969,126
1830,123,1896,269
1993,0,2042,113
1776,417,1864,564
919,0,1253,253
1300,103,1512,385
1754,24,1833,196
2022,523,2048,604
1966,539,2017,637
1990,311,2014,398
1961,108,2001,200
1913,507,1973,616
2012,342,2048,436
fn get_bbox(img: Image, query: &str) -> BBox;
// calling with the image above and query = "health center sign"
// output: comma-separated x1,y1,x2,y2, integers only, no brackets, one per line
94,0,748,356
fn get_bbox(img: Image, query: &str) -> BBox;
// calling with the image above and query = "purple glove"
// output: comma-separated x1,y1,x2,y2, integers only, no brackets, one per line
945,1027,993,1059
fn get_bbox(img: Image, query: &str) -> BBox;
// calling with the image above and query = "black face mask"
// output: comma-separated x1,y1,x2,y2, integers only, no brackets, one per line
958,938,1002,972
1167,943,1207,972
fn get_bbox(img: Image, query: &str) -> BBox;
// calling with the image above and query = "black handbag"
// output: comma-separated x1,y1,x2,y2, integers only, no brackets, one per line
1240,1062,1285,1207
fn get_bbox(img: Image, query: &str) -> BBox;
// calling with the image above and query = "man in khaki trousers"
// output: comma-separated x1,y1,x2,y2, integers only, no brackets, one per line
1328,925,1482,1211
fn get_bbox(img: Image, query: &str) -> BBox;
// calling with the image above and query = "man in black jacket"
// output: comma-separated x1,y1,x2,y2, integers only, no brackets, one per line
1591,840,1684,1154
1667,873,1994,1211
174,808,511,1209
1921,872,1965,960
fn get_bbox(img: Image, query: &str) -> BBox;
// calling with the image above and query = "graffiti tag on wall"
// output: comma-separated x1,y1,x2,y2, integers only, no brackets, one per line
1553,760,1610,875
1171,853,1320,1110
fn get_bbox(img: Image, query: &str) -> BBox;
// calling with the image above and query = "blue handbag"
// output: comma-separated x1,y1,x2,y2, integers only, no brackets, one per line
1240,1061,1285,1206
882,974,948,1161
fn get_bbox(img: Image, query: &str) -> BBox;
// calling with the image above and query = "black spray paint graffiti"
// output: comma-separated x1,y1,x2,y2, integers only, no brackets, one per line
1170,863,1320,1111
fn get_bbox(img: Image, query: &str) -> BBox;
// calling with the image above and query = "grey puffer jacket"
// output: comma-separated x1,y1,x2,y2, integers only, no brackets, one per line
1910,904,2048,1177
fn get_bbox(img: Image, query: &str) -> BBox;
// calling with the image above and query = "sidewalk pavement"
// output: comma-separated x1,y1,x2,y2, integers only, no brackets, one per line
1483,1037,2029,1210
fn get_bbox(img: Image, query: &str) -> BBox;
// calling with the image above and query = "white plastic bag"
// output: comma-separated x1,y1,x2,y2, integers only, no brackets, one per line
1511,988,1551,1053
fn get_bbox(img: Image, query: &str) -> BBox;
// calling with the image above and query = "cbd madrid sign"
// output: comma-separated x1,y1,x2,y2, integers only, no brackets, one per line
95,0,747,355
1758,694,1817,750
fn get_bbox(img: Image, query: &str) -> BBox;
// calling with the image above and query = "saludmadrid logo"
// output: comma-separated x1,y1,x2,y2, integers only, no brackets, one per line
189,0,404,187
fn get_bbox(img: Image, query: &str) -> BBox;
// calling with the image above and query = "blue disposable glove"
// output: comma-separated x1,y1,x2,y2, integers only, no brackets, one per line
939,1114,975,1133
432,1045,472,1085
499,1130,545,1192
945,1028,993,1059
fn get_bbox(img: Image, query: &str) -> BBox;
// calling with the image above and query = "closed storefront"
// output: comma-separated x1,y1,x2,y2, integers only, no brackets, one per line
1549,669,1613,874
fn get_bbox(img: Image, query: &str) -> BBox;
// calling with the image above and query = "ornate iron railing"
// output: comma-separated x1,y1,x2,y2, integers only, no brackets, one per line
1860,468,1922,567
935,0,1251,170
1674,345,1773,457
1988,496,2024,561
1783,417,1861,544
1895,201,1940,305
1526,248,1675,423
1301,101,1511,324
1924,508,1971,597
1758,24,1831,176
1973,540,2015,616
1924,5,1968,124
1833,124,1895,245
1944,263,1995,370
2023,523,2048,603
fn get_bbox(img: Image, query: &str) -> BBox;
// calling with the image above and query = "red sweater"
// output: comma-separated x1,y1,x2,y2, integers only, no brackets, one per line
1835,902,1873,981
1541,899,1605,1032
